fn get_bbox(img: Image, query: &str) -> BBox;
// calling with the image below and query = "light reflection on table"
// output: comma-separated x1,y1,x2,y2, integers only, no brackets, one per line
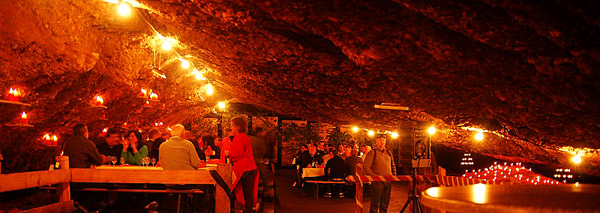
421,183,600,212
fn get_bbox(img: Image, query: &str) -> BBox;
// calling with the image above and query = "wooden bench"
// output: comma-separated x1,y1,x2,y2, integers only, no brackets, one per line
305,180,346,199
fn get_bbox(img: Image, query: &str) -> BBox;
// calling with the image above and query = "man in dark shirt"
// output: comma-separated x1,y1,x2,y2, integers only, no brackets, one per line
343,145,359,198
147,129,166,159
96,128,123,165
300,145,323,168
324,148,347,198
63,124,104,168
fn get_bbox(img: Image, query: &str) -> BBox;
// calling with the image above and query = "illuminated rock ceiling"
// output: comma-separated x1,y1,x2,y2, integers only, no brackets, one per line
0,0,599,174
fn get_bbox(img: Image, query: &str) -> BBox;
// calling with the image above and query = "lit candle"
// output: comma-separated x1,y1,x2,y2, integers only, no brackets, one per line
20,112,28,124
145,100,151,107
52,135,58,146
95,95,104,106
43,133,51,145
149,92,158,101
7,88,19,102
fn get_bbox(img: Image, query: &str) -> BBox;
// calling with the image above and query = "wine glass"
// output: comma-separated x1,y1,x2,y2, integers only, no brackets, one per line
151,158,157,166
120,157,126,165
143,157,150,167
110,156,117,166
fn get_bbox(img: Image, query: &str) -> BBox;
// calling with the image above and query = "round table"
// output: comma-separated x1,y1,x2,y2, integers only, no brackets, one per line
421,183,600,213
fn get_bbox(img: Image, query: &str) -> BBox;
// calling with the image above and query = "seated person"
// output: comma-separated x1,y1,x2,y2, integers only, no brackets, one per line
293,145,308,187
300,145,324,168
121,130,148,166
324,148,347,198
96,128,123,165
63,124,104,168
147,129,166,159
159,124,201,170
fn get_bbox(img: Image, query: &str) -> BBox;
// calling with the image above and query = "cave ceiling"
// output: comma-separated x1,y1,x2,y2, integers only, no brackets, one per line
0,0,599,174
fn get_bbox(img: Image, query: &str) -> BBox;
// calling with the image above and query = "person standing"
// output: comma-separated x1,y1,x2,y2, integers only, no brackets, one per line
63,124,104,168
229,117,259,213
363,136,396,213
249,127,274,201
121,131,148,166
159,124,201,170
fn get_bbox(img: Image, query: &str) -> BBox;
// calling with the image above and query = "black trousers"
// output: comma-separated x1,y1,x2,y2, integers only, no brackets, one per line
370,182,392,213
240,169,258,213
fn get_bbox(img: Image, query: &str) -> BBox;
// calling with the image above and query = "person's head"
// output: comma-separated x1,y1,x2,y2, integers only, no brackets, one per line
360,145,370,154
309,145,317,155
170,124,185,137
375,136,386,149
202,135,215,147
344,145,353,157
300,144,308,152
149,129,161,140
125,130,142,145
253,127,265,136
105,128,121,147
318,142,325,150
329,148,337,157
230,117,247,134
73,124,88,138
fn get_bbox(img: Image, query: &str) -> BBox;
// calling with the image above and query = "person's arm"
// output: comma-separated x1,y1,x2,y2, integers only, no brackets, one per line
389,150,397,175
128,145,147,166
324,160,331,178
363,150,375,176
189,143,201,169
88,141,104,166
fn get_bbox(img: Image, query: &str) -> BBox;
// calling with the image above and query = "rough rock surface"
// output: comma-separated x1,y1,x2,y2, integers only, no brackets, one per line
0,0,598,174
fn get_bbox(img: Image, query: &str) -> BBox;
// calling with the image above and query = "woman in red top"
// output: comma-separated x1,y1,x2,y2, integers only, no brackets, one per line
230,117,259,213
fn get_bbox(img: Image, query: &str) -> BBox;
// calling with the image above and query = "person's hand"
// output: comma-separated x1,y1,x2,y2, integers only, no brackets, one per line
121,139,129,151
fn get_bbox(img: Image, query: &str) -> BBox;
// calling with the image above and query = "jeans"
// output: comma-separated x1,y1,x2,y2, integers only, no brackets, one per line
241,169,259,213
370,182,392,213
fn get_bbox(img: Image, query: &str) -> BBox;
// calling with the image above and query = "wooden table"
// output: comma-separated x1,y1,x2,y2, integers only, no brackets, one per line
421,183,600,212
95,164,218,170
302,168,325,178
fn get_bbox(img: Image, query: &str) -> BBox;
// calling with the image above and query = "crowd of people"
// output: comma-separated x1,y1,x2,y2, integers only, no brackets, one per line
61,117,273,213
293,140,372,198
292,136,396,213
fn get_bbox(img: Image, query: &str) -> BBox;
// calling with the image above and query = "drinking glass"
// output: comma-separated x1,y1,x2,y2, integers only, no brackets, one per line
143,157,150,167
120,157,126,165
110,156,117,165
151,158,157,166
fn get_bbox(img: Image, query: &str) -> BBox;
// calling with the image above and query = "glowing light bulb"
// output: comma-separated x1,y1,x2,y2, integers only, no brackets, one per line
217,101,226,109
572,154,582,164
352,126,359,133
475,132,484,141
161,40,172,51
194,70,207,80
117,3,132,16
391,132,399,139
205,84,214,96
427,126,436,135
368,130,375,137
180,59,190,69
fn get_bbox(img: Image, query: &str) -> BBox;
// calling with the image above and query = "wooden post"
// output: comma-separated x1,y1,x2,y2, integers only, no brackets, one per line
356,161,364,213
216,163,232,213
55,156,70,202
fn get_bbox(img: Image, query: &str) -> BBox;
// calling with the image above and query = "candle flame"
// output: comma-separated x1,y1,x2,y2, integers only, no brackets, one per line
141,88,147,95
95,95,104,104
44,134,50,140
52,135,58,141
149,92,158,100
102,128,108,133
21,111,27,119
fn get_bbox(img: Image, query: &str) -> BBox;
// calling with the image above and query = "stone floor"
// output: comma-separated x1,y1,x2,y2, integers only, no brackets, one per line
275,169,410,213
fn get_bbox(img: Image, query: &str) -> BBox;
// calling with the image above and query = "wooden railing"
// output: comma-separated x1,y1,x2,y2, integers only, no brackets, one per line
0,156,233,213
